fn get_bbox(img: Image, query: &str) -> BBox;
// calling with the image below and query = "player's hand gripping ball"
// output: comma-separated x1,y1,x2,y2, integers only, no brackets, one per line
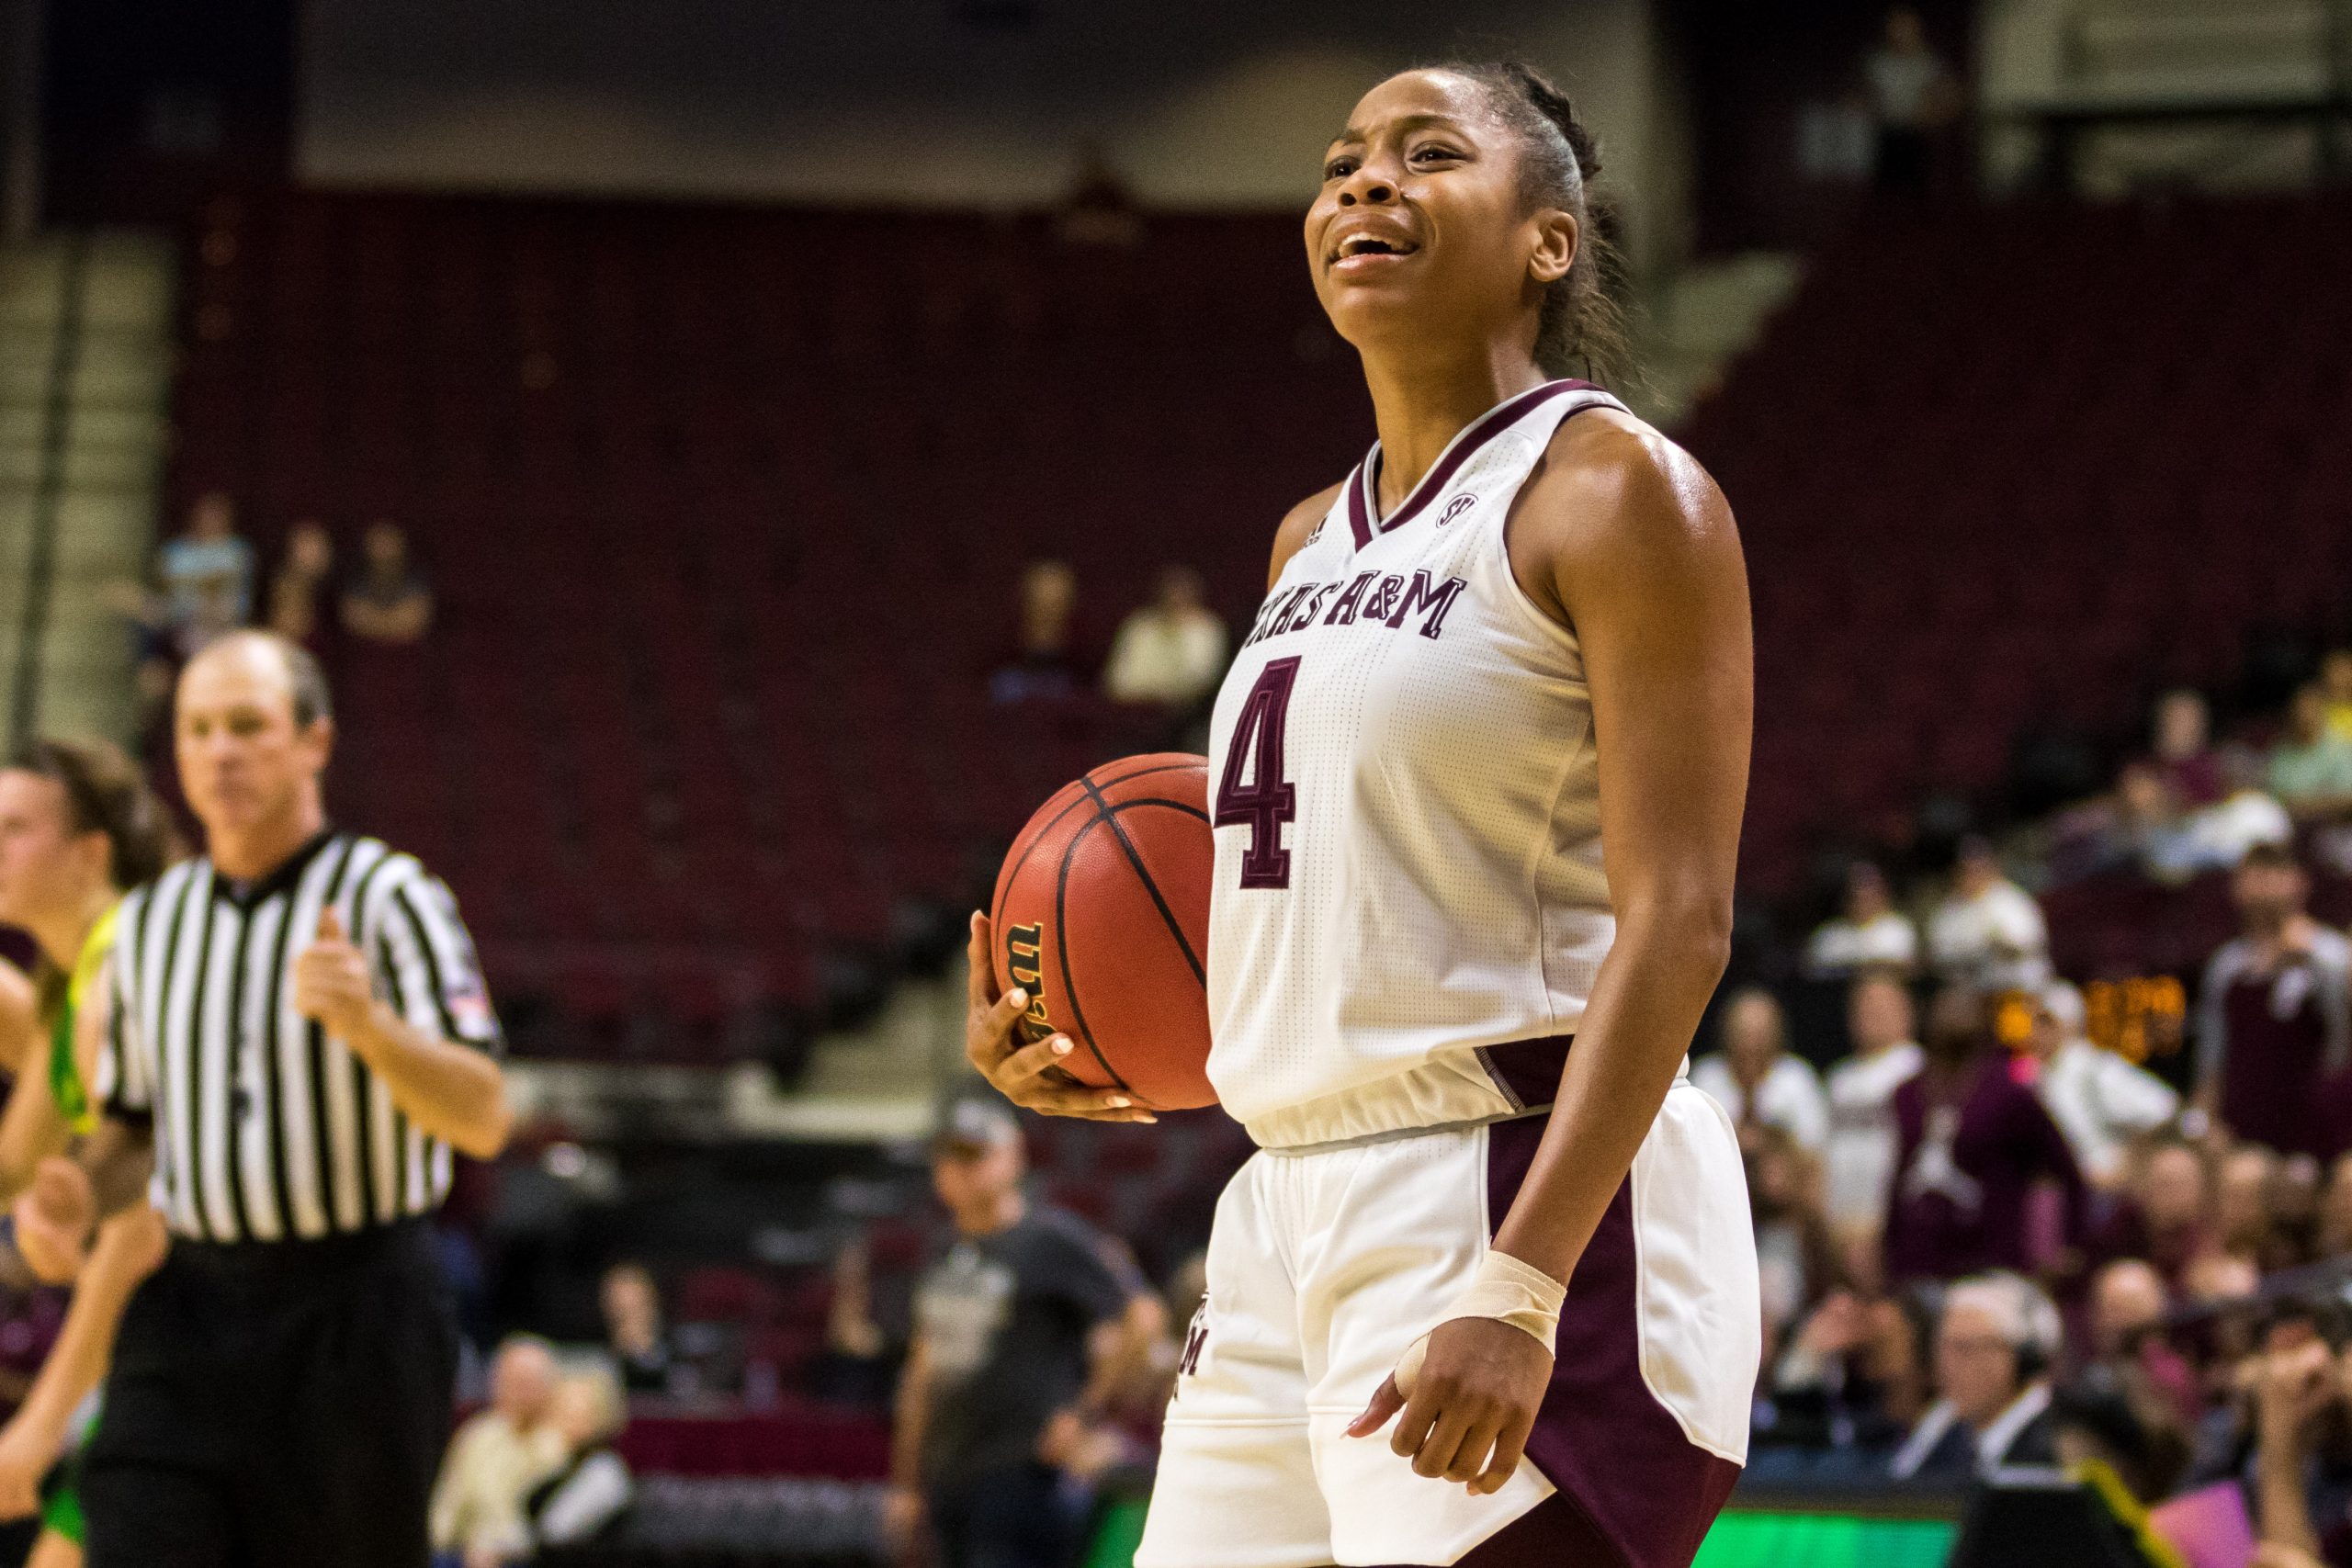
968,754,1217,1117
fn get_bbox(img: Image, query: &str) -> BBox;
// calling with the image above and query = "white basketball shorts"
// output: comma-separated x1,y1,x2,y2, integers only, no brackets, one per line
1135,1074,1758,1568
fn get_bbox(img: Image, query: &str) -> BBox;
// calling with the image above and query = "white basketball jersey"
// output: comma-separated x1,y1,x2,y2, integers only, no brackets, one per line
1205,379,1626,1146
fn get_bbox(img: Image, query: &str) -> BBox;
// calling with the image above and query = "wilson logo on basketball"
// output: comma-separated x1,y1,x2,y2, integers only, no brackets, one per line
1436,492,1476,525
1005,922,1052,1042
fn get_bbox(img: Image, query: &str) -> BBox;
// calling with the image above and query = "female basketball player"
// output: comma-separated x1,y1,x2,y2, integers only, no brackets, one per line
967,61,1756,1568
0,739,176,1567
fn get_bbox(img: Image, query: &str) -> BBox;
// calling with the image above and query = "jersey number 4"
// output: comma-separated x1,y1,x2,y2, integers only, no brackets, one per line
1215,657,1299,889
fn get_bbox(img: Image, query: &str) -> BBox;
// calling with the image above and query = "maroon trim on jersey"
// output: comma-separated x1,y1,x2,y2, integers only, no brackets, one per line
1349,379,1602,552
1487,1114,1742,1568
1345,463,1376,550
1478,1034,1575,1111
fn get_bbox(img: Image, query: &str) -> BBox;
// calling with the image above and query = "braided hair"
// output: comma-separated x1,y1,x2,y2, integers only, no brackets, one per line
1430,60,1635,390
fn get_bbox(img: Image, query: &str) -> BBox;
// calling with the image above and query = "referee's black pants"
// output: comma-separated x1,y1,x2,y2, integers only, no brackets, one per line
83,1220,458,1568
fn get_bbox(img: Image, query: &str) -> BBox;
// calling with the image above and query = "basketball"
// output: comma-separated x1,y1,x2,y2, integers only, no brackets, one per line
990,754,1217,1111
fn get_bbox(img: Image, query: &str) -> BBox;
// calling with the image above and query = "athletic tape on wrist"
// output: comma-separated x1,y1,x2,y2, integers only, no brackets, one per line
1392,1248,1566,1395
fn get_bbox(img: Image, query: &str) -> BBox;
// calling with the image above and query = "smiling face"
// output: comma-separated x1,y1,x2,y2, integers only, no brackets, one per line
1306,70,1577,376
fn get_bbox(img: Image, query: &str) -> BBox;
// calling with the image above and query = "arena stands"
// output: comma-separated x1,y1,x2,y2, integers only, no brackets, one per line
1690,196,2352,897
162,190,2352,1062
166,192,1366,1058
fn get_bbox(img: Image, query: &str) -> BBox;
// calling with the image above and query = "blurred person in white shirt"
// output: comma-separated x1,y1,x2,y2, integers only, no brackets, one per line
1805,861,1919,978
430,1337,567,1568
1692,987,1830,1155
1928,836,2051,993
1824,972,1926,1235
1102,567,1228,707
2026,980,2178,1188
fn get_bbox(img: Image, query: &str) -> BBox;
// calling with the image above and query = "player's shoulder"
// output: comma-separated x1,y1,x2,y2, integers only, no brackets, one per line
1527,404,1731,537
1266,479,1347,590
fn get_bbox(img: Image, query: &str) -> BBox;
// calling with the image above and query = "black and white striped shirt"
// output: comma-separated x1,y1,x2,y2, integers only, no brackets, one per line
96,830,503,1244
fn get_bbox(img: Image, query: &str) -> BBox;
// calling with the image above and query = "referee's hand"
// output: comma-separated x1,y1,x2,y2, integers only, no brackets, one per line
294,908,378,1040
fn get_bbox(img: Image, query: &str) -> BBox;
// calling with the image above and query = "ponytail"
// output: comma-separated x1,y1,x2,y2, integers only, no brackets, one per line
1431,60,1637,391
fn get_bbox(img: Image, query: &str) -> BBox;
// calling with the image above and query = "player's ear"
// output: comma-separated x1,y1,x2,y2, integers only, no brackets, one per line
1529,209,1577,288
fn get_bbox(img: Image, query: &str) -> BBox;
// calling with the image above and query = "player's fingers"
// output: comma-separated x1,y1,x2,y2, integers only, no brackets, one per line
1410,1404,1475,1481
1388,1386,1441,1463
1442,1415,1499,1484
964,988,1030,1074
1347,1375,1406,1438
965,913,1000,1011
1472,1412,1534,1495
994,1032,1075,1086
1012,1080,1157,1122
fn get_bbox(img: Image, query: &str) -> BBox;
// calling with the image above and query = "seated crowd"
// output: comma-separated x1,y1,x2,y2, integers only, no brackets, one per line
1696,804,2352,1563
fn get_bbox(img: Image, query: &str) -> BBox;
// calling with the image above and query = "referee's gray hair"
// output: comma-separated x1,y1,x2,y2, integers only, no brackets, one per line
204,630,334,729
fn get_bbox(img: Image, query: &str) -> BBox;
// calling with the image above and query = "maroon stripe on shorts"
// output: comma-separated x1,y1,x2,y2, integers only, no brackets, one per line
1487,1115,1741,1568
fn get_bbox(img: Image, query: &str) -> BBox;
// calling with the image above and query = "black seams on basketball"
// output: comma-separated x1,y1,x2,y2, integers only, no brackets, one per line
991,753,1216,1111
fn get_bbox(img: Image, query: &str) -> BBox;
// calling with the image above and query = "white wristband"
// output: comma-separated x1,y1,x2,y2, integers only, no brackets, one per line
1394,1249,1566,1395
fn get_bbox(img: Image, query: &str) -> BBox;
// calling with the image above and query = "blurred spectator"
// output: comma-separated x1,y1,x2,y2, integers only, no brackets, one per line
431,1337,565,1568
2273,683,2352,825
602,1263,684,1397
2088,1259,2202,1427
1885,984,2087,1282
2222,1146,2284,1261
1692,988,1831,1155
343,519,435,645
1748,1125,1838,1342
1927,836,2052,993
518,1370,635,1557
2249,1337,2352,1563
158,490,256,642
1764,1287,1931,1458
2321,1154,2352,1257
1804,861,1919,978
2154,689,2229,808
267,518,334,647
2324,649,2352,741
2091,1136,2219,1291
2027,979,2179,1188
1824,973,1926,1238
2098,761,2195,879
989,559,1088,705
1862,6,1959,198
1888,1272,2063,1480
1102,567,1228,707
805,1235,897,1409
888,1100,1163,1568
2196,844,2351,1159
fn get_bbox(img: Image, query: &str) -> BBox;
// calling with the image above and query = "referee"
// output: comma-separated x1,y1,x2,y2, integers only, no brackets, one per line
52,630,513,1568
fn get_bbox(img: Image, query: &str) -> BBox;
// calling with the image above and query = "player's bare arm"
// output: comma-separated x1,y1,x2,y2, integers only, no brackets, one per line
1265,481,1344,591
1351,412,1751,1493
0,964,34,1082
